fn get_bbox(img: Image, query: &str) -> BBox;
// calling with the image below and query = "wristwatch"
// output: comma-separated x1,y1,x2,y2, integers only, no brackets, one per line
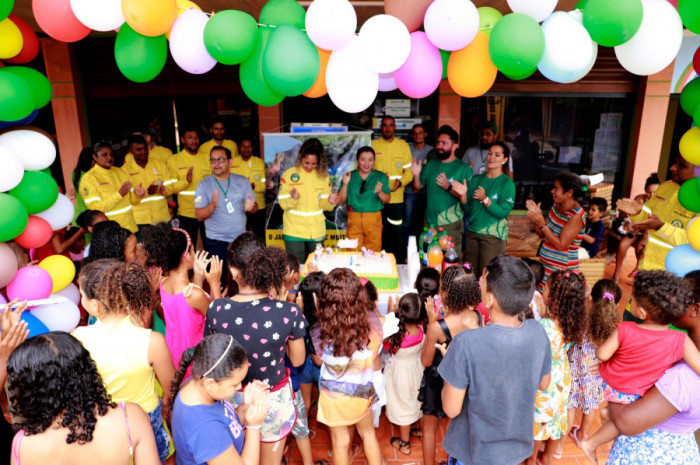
447,184,453,192
481,197,490,206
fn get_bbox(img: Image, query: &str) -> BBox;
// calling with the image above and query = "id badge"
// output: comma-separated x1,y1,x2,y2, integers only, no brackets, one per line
479,166,486,174
226,201,235,214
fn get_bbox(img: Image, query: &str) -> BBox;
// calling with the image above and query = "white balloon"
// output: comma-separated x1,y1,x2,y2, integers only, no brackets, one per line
614,0,683,76
54,282,81,305
378,73,398,92
306,0,357,51
357,14,411,73
327,37,379,113
34,193,75,230
0,145,24,192
507,0,558,23
70,0,124,31
538,11,597,83
0,130,56,171
169,9,217,74
30,299,81,333
424,0,479,51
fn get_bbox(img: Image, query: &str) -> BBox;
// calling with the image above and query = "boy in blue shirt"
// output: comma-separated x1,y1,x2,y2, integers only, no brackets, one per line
581,197,608,259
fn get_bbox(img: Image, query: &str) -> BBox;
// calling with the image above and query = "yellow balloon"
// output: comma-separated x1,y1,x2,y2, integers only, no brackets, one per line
679,127,700,166
688,217,700,253
122,0,178,37
303,47,331,98
166,0,202,40
447,32,497,98
0,18,23,60
39,255,76,294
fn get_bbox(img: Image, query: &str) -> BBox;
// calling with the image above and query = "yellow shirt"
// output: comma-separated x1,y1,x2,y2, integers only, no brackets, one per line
230,155,266,208
79,165,138,232
123,144,174,165
278,167,334,240
166,149,211,219
371,137,413,204
122,158,172,225
200,139,239,158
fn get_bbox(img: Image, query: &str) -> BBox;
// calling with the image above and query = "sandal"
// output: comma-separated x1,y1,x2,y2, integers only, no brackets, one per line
410,427,423,441
315,461,330,465
390,437,411,455
327,443,363,460
569,425,583,449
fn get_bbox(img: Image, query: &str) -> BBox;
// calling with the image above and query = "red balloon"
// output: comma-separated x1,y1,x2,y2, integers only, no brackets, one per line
32,0,90,42
694,46,700,76
5,14,40,64
14,216,53,249
384,0,433,32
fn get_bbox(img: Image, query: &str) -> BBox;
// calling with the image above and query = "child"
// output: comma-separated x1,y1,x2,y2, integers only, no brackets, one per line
296,271,325,413
529,270,587,465
385,293,426,456
419,265,482,465
284,253,301,303
439,255,552,465
522,257,545,320
580,197,608,260
415,267,441,320
581,270,700,464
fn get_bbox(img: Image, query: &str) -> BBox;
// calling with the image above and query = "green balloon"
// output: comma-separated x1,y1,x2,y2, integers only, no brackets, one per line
263,24,319,97
0,0,12,21
1,67,52,109
114,23,167,83
489,14,545,80
679,178,700,213
0,193,28,242
240,28,284,107
504,67,538,81
9,170,59,214
582,0,643,47
679,0,700,34
0,71,35,122
478,7,502,37
680,78,700,118
440,49,450,80
259,0,305,29
204,10,258,65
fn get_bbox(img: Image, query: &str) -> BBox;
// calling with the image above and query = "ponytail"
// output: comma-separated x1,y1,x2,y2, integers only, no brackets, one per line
589,278,622,347
169,347,196,414
388,293,422,355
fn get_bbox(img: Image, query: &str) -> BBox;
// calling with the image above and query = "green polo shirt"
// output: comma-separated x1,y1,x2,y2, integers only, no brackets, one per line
466,173,516,240
341,170,390,213
420,158,472,226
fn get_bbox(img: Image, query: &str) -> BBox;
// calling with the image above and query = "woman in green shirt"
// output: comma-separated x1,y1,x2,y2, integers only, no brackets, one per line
464,142,515,275
338,146,391,252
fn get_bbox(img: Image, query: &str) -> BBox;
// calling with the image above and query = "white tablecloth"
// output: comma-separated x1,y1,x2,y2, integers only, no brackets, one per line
376,265,412,315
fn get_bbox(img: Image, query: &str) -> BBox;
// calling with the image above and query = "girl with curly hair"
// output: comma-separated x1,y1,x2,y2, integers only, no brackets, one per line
8,332,160,465
85,220,140,263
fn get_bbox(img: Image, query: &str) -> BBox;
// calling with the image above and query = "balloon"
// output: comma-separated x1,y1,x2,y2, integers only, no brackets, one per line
424,0,479,51
34,193,75,230
166,0,202,40
32,0,91,42
694,46,700,76
384,0,432,32
0,70,35,121
489,13,545,80
678,177,700,213
305,0,356,51
70,0,124,31
688,216,700,252
0,17,22,59
394,31,442,98
239,28,284,107
0,0,12,21
0,129,56,171
263,24,319,97
507,0,557,23
30,299,81,332
478,7,502,37
665,244,700,277
14,215,53,249
204,10,258,65
39,255,75,293
583,0,643,47
303,47,331,98
0,242,18,287
440,49,450,80
0,192,28,241
378,73,398,92
0,144,24,191
4,14,40,64
9,170,59,214
357,14,411,74
0,109,39,130
680,78,700,117
54,282,80,305
448,32,497,98
614,0,683,76
114,23,167,83
259,0,306,29
326,36,379,114
169,9,216,74
0,66,52,108
122,0,177,37
679,127,700,166
6,266,52,302
538,11,598,83
20,311,50,338
678,0,700,33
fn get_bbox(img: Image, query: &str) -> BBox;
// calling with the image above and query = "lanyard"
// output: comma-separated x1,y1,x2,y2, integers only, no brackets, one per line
214,176,231,200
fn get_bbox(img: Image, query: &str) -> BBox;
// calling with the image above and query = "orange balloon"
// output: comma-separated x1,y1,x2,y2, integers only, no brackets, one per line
122,0,178,37
303,47,331,98
447,32,497,98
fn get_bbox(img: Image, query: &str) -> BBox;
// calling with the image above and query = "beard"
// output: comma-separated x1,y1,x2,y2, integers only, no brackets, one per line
436,149,450,160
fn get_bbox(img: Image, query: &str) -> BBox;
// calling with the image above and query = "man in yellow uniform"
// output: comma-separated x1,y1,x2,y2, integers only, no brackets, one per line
199,118,239,159
166,126,208,247
79,142,139,233
371,115,413,263
230,136,266,239
123,130,174,165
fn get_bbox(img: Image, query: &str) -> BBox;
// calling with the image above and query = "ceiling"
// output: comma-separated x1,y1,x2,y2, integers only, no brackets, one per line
12,0,582,34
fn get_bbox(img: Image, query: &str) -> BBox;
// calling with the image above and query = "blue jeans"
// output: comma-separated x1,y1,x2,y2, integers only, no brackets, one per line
403,191,426,246
148,400,171,462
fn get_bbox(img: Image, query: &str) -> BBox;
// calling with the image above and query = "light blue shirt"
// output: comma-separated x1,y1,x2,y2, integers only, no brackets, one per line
194,174,253,242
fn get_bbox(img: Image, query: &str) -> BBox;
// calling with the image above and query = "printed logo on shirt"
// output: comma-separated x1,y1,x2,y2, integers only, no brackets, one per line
253,174,261,181
98,182,110,186
82,186,89,196
671,219,683,228
492,193,499,200
291,173,300,182
506,197,514,204
395,161,402,168
195,196,202,203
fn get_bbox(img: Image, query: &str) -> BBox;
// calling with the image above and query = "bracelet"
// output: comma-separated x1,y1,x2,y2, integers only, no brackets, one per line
447,184,453,192
246,424,262,430
539,223,547,231
481,197,489,206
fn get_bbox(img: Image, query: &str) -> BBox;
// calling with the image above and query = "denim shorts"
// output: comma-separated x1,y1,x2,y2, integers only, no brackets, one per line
148,400,172,462
297,355,320,385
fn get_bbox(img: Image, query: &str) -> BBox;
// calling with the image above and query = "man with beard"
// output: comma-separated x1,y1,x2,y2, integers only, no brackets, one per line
411,125,472,260
462,122,512,177
200,118,239,159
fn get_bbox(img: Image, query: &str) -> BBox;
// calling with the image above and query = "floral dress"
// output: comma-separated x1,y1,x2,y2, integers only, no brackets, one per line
567,333,604,414
534,318,572,440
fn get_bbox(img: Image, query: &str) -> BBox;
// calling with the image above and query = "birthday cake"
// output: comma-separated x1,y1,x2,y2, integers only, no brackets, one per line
302,249,399,293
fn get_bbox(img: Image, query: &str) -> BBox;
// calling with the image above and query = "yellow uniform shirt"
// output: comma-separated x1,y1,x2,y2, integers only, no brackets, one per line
166,149,212,219
371,138,413,204
278,167,334,240
200,139,239,158
122,158,172,225
123,145,174,165
79,165,138,232
230,155,266,208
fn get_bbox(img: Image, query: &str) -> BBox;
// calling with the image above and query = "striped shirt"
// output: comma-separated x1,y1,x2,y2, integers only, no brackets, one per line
538,204,585,290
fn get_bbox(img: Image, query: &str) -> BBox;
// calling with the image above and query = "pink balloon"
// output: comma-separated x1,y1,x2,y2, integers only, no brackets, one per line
694,46,700,76
378,73,398,92
394,32,442,99
667,0,678,9
6,266,53,302
0,243,18,288
32,0,91,42
14,216,53,250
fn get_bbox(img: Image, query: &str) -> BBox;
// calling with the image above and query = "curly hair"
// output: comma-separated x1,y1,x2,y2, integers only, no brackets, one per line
244,247,288,294
227,232,265,277
546,270,587,344
142,222,189,272
79,259,150,318
441,265,480,313
86,221,133,262
8,332,115,444
388,293,424,355
684,270,700,305
296,138,328,176
589,279,621,347
121,261,152,318
632,270,693,325
317,268,372,358
299,271,325,327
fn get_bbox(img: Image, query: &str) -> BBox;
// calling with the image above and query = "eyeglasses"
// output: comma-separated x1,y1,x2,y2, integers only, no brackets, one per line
209,157,227,164
359,180,367,194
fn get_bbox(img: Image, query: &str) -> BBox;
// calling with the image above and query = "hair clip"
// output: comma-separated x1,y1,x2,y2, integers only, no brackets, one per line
582,186,589,191
603,292,615,302
168,201,176,208
172,227,192,259
463,263,471,270
564,272,570,278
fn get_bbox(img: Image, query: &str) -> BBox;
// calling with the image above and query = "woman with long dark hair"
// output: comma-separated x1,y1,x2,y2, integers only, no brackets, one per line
71,147,95,221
